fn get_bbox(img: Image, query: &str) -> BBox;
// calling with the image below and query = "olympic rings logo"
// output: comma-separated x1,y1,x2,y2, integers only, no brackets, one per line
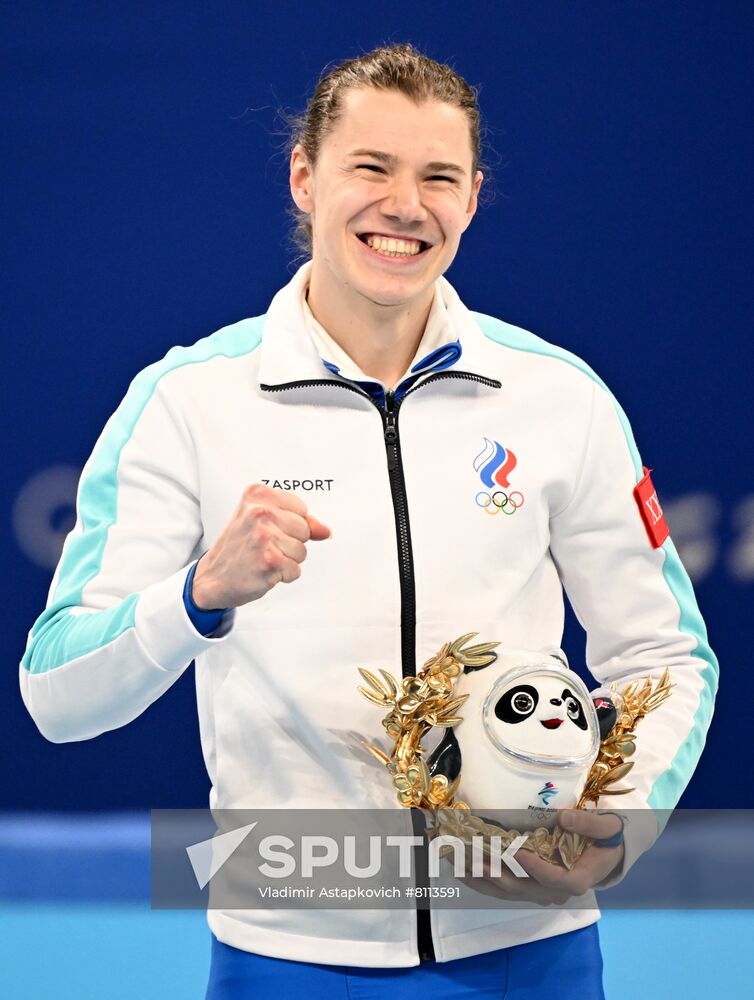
475,489,525,516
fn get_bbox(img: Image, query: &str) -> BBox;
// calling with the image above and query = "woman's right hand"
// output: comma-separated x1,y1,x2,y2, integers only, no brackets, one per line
192,483,331,609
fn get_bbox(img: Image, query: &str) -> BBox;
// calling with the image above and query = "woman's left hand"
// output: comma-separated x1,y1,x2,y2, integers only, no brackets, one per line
458,809,624,905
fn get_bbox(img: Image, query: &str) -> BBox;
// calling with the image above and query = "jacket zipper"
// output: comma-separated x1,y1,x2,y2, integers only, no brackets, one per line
381,388,433,962
262,369,500,963
381,389,417,676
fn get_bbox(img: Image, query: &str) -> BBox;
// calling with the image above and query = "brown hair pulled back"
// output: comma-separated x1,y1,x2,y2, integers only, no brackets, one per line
289,42,484,254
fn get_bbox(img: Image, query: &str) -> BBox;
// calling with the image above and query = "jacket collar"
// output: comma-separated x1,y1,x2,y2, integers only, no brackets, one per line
257,261,502,392
303,281,458,384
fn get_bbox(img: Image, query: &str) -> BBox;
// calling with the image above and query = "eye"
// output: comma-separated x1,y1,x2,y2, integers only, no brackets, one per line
512,692,534,715
566,698,581,720
356,163,385,174
427,175,456,183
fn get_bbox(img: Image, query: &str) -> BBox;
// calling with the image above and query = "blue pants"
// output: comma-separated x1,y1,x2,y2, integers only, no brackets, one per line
205,923,604,999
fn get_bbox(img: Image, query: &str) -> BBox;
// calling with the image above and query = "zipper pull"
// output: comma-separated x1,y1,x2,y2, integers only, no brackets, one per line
384,410,397,444
384,392,398,469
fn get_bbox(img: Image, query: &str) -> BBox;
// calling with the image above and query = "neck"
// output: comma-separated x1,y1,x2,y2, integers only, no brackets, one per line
306,267,434,390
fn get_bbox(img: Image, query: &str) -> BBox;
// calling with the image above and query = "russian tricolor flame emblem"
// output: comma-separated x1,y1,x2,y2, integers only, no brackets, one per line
473,437,518,488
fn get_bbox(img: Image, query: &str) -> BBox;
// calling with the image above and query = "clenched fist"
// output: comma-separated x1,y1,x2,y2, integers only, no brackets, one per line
192,483,331,609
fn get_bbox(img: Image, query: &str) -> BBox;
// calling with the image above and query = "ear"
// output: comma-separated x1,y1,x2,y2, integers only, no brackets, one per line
290,144,315,214
461,169,483,233
461,649,497,674
593,695,619,741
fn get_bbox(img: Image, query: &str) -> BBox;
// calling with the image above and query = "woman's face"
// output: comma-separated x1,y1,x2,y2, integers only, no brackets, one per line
290,87,483,311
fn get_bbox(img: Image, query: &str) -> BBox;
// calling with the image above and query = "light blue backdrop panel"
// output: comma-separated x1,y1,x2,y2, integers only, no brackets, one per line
0,906,751,1000
1,813,752,997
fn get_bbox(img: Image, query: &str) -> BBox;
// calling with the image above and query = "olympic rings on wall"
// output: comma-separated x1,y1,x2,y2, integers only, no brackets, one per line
475,489,525,516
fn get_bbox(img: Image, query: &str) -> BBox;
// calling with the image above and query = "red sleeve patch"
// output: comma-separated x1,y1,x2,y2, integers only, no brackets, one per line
633,466,670,548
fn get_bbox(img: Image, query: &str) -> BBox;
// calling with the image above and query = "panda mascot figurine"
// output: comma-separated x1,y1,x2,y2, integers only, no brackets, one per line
427,648,620,830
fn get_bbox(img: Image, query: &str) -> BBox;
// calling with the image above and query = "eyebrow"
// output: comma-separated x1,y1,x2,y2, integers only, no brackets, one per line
347,148,466,175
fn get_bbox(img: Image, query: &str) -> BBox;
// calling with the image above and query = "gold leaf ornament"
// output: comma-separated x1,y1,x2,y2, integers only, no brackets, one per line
358,642,673,867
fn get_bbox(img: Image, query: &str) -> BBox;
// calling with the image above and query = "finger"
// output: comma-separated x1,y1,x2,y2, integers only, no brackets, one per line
306,515,331,540
458,870,570,906
273,551,303,585
558,809,623,840
268,488,310,518
242,483,308,518
465,847,549,890
241,486,331,541
268,532,308,565
250,500,331,545
569,844,625,889
521,844,623,896
268,509,331,544
464,857,525,887
462,853,547,900
458,869,523,900
515,850,571,890
262,506,313,544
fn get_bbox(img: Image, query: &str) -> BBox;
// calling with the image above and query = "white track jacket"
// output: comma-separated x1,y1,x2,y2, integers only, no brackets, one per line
21,263,718,966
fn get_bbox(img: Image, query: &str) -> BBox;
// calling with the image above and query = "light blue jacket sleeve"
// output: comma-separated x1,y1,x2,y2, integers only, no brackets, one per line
549,379,718,877
20,372,233,744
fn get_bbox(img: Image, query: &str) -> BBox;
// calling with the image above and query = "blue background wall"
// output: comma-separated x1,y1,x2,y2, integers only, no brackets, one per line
3,2,751,810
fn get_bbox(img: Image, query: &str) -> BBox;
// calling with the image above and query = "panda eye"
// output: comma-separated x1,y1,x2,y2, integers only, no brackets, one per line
566,698,581,720
512,692,534,715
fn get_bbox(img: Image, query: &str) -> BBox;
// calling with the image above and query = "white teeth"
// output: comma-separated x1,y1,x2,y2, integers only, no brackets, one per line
364,235,423,257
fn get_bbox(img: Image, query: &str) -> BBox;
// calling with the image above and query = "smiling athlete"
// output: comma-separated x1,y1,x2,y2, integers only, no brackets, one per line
21,43,717,1000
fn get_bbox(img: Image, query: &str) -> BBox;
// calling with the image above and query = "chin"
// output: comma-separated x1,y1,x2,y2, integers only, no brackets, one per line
360,287,420,308
353,272,435,309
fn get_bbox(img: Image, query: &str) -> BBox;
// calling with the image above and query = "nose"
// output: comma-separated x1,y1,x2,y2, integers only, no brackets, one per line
549,698,562,706
380,172,428,225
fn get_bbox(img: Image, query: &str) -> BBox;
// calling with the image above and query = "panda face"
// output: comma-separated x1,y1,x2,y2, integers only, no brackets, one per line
485,672,594,758
495,683,588,731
